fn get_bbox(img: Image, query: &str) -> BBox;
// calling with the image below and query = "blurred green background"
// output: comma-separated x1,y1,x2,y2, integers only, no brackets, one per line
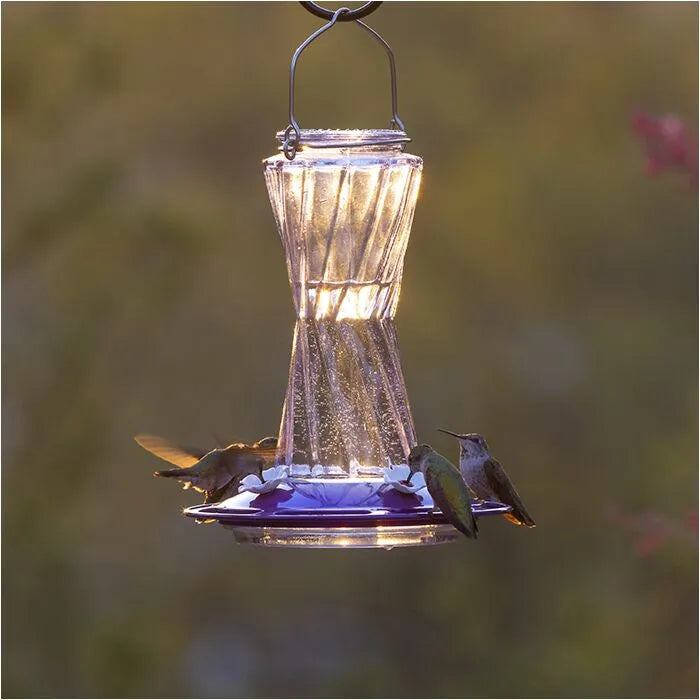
3,2,697,697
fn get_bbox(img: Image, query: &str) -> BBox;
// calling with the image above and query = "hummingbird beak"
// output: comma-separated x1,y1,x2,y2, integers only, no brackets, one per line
437,428,463,439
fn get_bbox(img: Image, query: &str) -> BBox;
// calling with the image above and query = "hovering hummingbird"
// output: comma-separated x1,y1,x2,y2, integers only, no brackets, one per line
408,444,478,540
135,434,279,504
438,430,535,527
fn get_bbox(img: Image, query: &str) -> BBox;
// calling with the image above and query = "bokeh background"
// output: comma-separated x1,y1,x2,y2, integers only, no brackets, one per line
3,2,698,697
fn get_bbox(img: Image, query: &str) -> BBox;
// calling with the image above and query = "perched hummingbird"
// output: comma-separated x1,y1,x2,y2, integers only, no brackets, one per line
438,430,535,527
135,434,279,504
408,444,478,540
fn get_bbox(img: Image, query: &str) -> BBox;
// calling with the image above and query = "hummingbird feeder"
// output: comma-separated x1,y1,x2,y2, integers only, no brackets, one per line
184,2,510,547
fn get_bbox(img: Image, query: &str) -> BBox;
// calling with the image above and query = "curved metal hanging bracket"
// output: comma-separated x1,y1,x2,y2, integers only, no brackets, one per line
356,18,405,133
283,5,406,160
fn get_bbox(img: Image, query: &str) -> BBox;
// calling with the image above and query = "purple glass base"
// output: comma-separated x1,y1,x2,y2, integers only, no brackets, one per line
183,478,511,548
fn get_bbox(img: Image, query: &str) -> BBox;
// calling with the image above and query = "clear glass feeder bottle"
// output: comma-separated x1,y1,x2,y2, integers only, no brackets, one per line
265,129,421,477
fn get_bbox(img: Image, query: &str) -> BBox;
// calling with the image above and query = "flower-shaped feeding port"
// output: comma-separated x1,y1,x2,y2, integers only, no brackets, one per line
238,466,292,495
383,466,426,494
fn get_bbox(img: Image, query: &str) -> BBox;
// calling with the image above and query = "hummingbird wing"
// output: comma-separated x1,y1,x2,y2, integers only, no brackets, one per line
220,441,279,462
134,434,208,468
425,457,478,540
483,458,536,527
220,449,268,481
153,449,231,493
229,442,280,463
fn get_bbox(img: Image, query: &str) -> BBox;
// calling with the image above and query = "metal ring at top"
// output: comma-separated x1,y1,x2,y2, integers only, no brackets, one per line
299,1,382,22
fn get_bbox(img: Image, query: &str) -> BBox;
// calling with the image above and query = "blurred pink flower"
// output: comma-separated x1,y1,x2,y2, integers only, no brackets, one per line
607,504,698,557
631,112,698,187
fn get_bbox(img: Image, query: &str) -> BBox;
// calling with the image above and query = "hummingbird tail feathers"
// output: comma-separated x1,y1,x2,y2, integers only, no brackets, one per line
456,515,479,540
444,501,479,540
503,511,536,527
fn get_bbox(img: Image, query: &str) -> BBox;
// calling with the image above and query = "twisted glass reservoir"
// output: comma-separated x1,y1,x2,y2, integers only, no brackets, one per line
264,130,422,475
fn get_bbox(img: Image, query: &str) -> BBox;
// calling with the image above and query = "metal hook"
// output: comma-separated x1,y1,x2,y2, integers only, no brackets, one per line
283,7,406,160
299,1,383,22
